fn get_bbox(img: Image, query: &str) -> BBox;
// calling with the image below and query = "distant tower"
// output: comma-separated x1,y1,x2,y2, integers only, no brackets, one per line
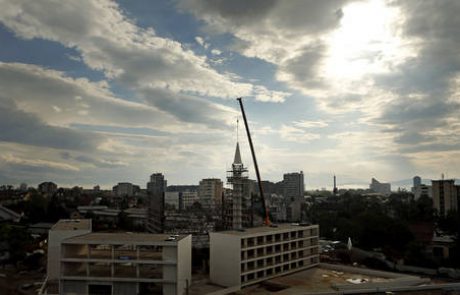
333,175,338,195
413,176,421,187
227,142,248,231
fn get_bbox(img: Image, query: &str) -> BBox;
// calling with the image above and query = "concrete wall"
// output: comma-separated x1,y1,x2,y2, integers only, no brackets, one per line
177,235,192,295
163,245,177,295
113,282,137,295
47,228,91,281
210,232,241,287
62,280,86,295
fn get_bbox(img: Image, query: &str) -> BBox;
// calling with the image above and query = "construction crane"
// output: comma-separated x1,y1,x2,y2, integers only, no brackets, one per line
237,97,271,226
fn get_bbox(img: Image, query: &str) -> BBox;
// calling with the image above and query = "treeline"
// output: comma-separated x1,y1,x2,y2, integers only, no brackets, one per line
307,192,460,267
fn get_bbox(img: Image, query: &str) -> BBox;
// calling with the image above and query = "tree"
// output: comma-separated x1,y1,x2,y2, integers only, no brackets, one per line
25,193,47,223
117,210,133,230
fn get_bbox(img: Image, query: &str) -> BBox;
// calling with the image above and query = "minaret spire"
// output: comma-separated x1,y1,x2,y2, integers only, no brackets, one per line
233,142,242,165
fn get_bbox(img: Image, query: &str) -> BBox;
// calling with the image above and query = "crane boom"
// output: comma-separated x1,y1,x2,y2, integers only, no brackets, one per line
237,97,271,226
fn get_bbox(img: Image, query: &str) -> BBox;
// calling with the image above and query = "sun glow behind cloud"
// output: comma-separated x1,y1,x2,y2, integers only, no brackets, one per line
322,0,414,82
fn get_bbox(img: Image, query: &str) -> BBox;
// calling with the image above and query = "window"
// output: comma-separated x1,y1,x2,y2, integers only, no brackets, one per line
88,284,112,295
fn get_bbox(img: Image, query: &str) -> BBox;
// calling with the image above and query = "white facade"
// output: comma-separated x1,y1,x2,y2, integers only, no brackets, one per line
47,220,92,282
369,178,391,195
412,184,432,200
46,219,191,295
210,224,319,288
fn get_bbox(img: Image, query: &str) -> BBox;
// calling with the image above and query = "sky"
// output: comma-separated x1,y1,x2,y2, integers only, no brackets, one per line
0,0,459,190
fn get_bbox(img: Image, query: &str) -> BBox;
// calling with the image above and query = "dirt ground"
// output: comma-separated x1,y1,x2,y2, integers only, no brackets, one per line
0,267,45,295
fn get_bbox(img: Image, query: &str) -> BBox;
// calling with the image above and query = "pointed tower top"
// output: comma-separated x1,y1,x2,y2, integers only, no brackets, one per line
233,142,242,165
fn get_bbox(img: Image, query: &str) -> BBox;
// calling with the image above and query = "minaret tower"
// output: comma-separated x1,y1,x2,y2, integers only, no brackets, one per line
227,142,248,230
333,174,338,195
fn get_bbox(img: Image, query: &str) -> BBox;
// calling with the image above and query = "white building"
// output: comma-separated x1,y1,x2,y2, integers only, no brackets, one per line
411,176,432,200
44,219,191,295
210,224,319,287
369,178,391,195
413,184,432,200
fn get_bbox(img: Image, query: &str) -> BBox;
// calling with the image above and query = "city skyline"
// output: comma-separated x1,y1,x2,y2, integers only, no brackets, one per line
1,1,460,189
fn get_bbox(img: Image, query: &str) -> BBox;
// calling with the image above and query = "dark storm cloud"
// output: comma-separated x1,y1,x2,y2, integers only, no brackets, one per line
178,0,276,25
0,97,101,150
278,43,326,88
178,0,347,34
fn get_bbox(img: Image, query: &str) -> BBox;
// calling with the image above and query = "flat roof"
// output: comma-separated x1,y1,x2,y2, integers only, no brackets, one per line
215,224,318,237
63,232,188,244
51,219,92,231
238,265,420,294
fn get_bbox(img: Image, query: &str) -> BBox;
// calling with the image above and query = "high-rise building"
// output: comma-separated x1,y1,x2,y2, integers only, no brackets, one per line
432,179,459,217
283,172,305,202
198,178,223,211
147,173,166,233
413,176,422,187
147,173,167,194
369,178,391,195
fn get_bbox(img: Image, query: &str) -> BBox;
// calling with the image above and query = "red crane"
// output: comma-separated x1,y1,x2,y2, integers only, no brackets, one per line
237,97,271,226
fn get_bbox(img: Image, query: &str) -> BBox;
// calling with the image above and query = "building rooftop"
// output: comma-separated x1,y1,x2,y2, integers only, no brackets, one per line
214,224,318,237
63,232,188,244
236,264,428,295
51,219,92,231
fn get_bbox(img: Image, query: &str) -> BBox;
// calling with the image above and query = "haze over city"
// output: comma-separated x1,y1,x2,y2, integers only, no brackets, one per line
1,0,459,189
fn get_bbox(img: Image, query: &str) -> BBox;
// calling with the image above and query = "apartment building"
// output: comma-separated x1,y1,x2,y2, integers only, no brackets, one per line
432,179,459,217
210,224,319,287
198,178,223,210
45,219,191,295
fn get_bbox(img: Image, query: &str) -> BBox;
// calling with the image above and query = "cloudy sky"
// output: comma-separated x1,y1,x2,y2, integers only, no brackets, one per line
0,0,459,189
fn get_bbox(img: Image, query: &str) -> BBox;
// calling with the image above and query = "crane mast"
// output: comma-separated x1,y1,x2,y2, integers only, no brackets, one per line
236,97,271,226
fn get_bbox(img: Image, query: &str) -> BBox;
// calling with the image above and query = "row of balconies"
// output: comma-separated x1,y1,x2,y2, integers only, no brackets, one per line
61,261,166,280
241,240,318,261
241,229,318,249
241,256,319,285
241,248,318,273
62,244,164,261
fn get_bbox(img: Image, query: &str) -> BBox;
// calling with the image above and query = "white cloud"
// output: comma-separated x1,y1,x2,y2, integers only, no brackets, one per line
293,120,328,128
2,154,80,172
0,0,285,102
195,36,209,49
211,48,222,55
279,125,321,143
